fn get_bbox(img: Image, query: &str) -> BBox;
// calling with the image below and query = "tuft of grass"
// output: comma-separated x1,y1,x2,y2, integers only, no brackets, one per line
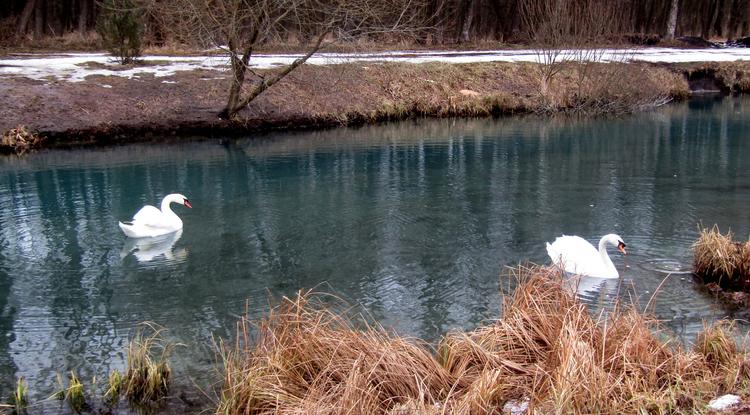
217,265,750,414
693,225,750,292
1,126,43,156
66,372,86,413
695,321,738,369
104,369,123,404
123,322,174,408
54,371,86,413
8,377,28,413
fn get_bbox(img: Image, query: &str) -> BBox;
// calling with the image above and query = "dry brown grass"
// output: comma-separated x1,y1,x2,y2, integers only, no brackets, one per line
539,61,687,115
684,62,750,94
693,225,750,292
1,125,43,155
123,322,175,409
217,294,453,415
217,265,750,415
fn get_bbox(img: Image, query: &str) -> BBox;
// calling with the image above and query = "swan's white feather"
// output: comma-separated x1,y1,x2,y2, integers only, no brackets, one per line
132,205,171,228
119,221,174,238
546,235,618,278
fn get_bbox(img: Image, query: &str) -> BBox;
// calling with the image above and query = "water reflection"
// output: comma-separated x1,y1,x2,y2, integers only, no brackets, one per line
120,229,187,264
0,96,748,402
568,274,622,306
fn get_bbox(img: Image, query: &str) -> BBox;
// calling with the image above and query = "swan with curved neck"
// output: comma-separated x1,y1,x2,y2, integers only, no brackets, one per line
546,234,627,278
119,193,192,238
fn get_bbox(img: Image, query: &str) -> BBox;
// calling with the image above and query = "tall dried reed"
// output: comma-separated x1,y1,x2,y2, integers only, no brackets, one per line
217,266,750,414
123,322,175,408
217,294,454,415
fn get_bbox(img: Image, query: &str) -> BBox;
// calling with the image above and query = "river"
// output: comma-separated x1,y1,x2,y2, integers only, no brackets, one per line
1,95,749,408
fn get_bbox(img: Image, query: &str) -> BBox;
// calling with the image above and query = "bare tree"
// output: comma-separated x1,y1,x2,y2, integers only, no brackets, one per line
144,0,430,120
14,0,36,40
520,0,665,114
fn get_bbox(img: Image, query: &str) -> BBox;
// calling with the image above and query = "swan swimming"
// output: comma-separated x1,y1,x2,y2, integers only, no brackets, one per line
546,234,627,278
118,193,192,238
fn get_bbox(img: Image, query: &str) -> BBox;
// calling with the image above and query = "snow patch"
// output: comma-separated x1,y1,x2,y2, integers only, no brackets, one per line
2,48,750,83
708,394,742,411
503,398,529,415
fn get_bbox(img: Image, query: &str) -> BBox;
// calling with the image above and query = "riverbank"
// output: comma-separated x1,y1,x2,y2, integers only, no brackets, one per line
2,51,750,152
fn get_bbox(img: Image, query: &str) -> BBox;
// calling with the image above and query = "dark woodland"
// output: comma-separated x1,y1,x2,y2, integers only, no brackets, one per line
2,0,750,46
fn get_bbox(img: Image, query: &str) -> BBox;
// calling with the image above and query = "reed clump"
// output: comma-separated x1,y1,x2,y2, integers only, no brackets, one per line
55,371,86,413
693,225,750,292
217,294,454,415
217,265,750,414
123,322,174,408
104,369,123,405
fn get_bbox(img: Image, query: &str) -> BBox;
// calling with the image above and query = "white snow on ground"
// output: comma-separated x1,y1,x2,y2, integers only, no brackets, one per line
2,48,750,82
708,394,742,411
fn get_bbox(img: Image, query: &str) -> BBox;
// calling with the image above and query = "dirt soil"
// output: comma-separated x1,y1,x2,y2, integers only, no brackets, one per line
1,59,748,151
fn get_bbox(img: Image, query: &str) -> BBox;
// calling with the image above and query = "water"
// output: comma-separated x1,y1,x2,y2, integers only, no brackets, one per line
1,96,750,407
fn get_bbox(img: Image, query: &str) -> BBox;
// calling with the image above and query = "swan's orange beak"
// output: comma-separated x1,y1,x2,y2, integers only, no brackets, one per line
618,242,627,255
184,199,193,208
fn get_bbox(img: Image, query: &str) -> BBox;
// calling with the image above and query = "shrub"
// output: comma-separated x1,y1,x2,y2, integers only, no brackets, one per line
97,0,142,64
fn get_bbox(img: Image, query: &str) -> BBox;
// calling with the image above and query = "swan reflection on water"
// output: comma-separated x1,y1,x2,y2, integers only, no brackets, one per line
566,274,624,311
120,229,187,264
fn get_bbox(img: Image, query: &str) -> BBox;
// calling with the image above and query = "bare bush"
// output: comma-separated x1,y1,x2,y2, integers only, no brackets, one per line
520,0,675,114
139,0,433,120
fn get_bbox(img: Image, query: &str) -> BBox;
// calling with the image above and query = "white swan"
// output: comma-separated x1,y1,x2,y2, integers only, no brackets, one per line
546,234,627,278
118,193,192,238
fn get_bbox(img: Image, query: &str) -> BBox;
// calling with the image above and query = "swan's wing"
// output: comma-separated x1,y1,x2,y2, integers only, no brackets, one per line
546,235,605,276
131,205,170,229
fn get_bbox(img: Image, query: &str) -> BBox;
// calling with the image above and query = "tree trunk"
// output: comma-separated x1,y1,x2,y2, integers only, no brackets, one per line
665,0,678,40
645,0,658,34
716,0,730,38
79,0,89,36
703,0,720,39
15,0,36,40
34,0,44,38
221,32,327,120
220,27,262,120
459,0,475,43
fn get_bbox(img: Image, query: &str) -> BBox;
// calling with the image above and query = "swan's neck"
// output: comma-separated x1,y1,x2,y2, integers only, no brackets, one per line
160,197,177,217
598,237,617,275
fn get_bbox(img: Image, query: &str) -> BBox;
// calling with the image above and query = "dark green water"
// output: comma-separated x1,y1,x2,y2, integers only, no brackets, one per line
1,96,750,406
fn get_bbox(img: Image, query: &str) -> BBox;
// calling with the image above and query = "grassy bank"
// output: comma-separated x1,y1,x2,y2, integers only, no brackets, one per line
0,58,700,153
4,57,750,153
217,266,749,414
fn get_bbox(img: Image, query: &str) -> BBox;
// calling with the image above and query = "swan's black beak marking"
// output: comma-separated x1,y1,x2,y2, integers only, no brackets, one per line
184,199,193,208
617,241,627,255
